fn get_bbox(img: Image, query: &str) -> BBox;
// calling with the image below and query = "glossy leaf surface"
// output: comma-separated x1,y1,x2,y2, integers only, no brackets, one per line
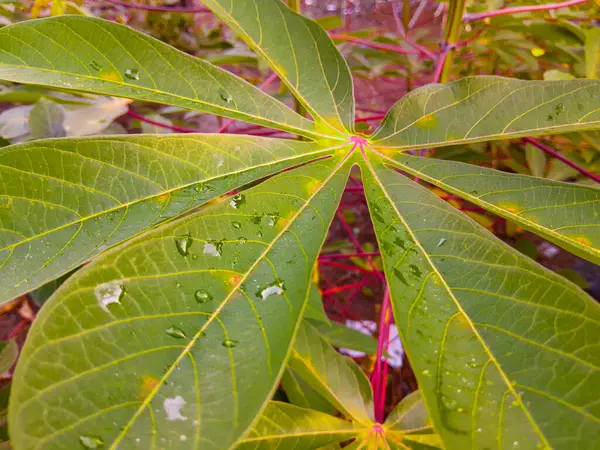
361,153,600,450
288,321,374,424
0,17,319,138
379,152,600,264
0,135,337,304
201,0,354,135
236,401,361,450
371,77,600,148
9,153,352,450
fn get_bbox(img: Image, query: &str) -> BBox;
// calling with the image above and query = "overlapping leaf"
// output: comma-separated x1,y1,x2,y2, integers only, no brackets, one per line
371,77,600,148
0,135,340,305
235,402,362,450
201,0,355,135
378,152,600,264
288,321,374,424
361,153,600,449
0,16,321,138
9,153,353,449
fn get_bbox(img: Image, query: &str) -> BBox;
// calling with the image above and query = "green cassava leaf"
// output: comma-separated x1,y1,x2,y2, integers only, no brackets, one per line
361,152,600,449
288,321,374,424
304,283,330,325
309,319,378,355
0,135,340,305
9,152,353,449
281,368,337,415
0,16,322,139
371,77,600,148
200,0,354,135
376,152,600,265
585,28,600,80
29,97,66,139
0,340,17,374
235,401,362,450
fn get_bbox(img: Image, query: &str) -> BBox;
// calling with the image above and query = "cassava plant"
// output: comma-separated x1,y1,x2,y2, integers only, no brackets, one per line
0,0,599,449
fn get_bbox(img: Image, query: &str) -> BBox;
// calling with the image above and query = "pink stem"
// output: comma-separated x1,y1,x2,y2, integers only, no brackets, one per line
391,1,437,59
218,72,278,133
432,48,450,83
103,0,210,13
464,0,589,22
523,137,600,183
355,114,387,123
127,110,201,133
372,288,392,422
319,252,381,260
329,34,422,56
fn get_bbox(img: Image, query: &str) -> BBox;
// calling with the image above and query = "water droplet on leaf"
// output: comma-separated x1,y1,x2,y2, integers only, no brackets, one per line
231,221,242,229
409,265,422,277
229,194,245,209
194,290,213,303
175,234,193,256
124,68,140,80
163,396,187,421
94,282,124,312
79,436,104,449
218,88,232,103
256,279,285,300
437,238,447,247
166,326,187,339
89,61,102,72
221,339,239,348
203,240,223,257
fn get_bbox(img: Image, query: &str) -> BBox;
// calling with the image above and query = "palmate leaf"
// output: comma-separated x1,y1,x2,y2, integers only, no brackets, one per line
371,77,600,148
9,152,353,450
379,153,600,265
361,153,600,450
0,17,323,139
201,0,355,135
4,0,600,448
0,135,339,305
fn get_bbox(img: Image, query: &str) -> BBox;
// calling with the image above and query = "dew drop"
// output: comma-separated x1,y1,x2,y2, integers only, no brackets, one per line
79,435,104,449
89,61,102,72
175,234,193,256
203,240,223,257
222,339,239,348
421,369,431,377
437,237,447,247
256,279,285,300
555,103,564,114
180,435,187,441
124,68,140,80
94,282,124,312
513,441,520,448
229,194,246,209
218,88,232,103
194,289,213,303
231,221,242,229
163,396,187,421
409,264,422,277
256,231,263,238
166,326,187,339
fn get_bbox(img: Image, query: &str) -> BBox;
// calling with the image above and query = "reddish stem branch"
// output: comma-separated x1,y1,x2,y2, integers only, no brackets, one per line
329,34,422,56
355,114,387,123
464,0,589,22
372,288,392,423
319,252,381,260
127,110,201,133
103,0,210,13
523,137,600,183
218,72,278,133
